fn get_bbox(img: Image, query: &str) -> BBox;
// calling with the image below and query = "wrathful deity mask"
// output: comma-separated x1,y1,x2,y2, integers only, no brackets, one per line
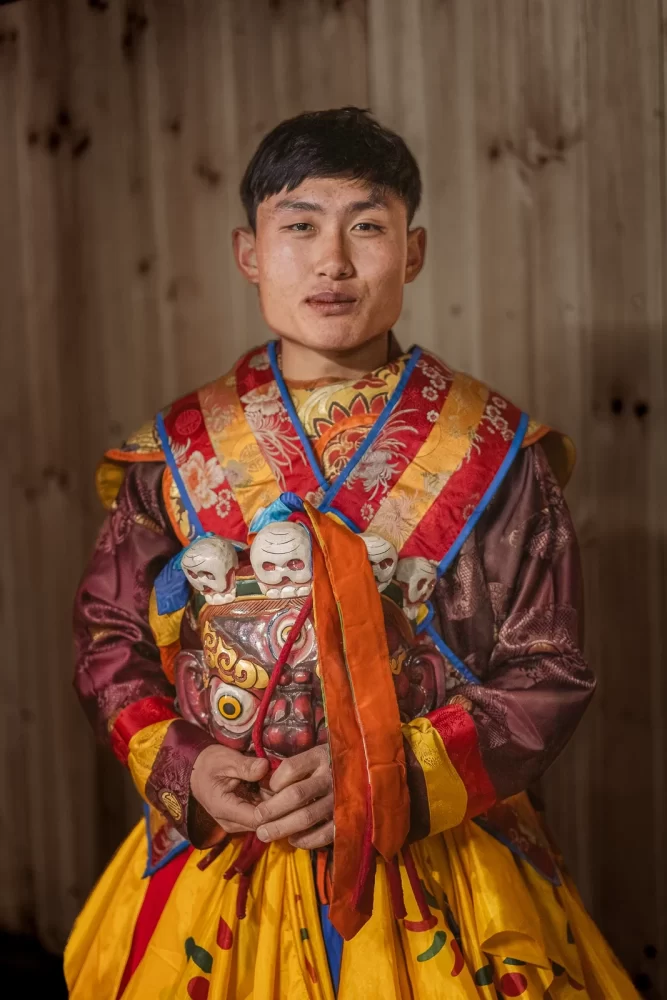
172,520,445,761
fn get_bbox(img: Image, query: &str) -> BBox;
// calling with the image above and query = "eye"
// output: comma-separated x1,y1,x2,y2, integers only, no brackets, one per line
262,561,277,572
353,222,383,232
211,682,259,732
379,557,394,570
201,571,215,580
287,222,314,232
286,558,305,571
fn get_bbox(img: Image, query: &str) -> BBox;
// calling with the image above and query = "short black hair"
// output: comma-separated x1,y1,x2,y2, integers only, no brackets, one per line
240,106,422,232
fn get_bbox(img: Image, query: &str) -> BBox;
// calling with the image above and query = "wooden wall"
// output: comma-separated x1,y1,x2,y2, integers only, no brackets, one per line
0,0,664,992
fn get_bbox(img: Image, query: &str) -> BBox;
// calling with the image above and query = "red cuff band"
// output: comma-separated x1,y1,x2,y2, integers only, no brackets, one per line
110,696,178,765
427,705,496,818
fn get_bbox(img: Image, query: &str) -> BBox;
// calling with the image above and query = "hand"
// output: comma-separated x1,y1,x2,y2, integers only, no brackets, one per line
253,745,333,849
190,744,269,835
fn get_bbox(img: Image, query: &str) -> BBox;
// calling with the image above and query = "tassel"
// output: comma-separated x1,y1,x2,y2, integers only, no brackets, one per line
385,856,407,920
236,874,251,919
402,845,438,931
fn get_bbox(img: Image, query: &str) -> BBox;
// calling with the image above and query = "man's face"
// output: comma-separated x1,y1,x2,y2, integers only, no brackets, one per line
233,177,425,353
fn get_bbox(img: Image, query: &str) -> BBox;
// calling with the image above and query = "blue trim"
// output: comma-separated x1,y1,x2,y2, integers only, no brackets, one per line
425,623,481,687
319,902,343,994
322,505,360,534
436,411,530,578
320,345,423,510
267,340,329,492
155,411,205,537
141,802,190,878
415,600,436,634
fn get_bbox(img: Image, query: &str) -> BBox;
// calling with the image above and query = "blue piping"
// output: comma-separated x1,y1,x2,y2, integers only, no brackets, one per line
155,411,205,538
267,340,329,492
425,624,481,687
413,412,529,684
436,411,530,577
141,803,190,877
320,345,423,510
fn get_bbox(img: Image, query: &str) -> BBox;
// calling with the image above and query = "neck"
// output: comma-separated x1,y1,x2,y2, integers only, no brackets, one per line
279,332,392,382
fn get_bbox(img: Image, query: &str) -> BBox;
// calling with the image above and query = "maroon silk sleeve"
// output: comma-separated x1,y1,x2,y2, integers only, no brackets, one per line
430,442,595,803
73,463,218,843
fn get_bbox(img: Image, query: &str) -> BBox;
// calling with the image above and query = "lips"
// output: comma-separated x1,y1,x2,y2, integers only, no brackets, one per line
306,291,356,304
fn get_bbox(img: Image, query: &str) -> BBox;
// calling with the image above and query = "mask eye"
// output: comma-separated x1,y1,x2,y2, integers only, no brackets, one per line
210,681,259,733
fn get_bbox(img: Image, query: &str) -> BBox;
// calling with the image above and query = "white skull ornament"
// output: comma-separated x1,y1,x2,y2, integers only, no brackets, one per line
181,536,238,605
395,556,437,619
250,522,313,598
361,533,398,592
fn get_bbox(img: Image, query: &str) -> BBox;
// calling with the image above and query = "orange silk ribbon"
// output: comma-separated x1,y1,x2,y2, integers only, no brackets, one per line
302,502,410,939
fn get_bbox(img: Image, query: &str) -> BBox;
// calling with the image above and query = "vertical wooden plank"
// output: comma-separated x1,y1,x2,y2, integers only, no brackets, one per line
653,11,667,993
521,0,596,905
650,4,667,995
9,0,101,949
580,0,665,986
0,0,33,935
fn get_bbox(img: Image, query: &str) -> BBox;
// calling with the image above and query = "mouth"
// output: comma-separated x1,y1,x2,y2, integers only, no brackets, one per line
306,291,357,315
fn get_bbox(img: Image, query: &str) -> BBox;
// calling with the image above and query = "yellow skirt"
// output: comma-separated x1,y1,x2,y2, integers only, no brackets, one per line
65,795,637,1000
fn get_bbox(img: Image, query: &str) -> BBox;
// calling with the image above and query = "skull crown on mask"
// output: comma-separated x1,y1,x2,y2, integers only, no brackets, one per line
249,522,313,598
181,536,239,605
395,556,437,618
361,532,398,592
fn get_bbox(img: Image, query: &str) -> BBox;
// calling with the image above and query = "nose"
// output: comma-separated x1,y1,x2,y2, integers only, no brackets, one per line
315,229,354,279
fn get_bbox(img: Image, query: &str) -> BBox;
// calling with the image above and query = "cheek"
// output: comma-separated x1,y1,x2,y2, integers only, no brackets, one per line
359,245,406,301
257,241,305,303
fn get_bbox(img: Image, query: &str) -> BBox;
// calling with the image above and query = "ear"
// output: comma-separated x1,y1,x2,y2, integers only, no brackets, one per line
232,227,259,285
174,650,210,729
405,226,426,284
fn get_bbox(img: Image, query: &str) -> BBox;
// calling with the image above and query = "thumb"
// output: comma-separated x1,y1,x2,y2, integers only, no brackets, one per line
226,754,269,782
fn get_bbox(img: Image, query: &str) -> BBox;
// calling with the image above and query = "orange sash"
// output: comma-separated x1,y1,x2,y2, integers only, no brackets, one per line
303,503,410,938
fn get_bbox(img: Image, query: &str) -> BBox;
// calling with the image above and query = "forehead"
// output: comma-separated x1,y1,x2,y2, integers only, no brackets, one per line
258,176,405,220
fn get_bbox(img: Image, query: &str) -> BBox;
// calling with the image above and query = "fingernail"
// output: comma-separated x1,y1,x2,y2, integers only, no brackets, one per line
257,827,268,842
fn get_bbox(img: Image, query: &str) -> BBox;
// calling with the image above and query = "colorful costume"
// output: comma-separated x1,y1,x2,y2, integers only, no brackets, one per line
66,343,637,999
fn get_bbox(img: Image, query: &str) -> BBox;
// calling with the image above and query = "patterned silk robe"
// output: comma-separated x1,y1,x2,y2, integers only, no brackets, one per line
67,346,637,1000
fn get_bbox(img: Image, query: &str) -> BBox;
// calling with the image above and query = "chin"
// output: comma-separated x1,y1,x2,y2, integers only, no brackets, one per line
283,319,387,355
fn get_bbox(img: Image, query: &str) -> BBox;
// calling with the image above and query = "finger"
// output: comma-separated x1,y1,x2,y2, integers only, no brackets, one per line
221,820,255,835
209,791,261,831
222,755,269,783
256,793,334,843
269,746,328,793
254,774,329,826
288,820,335,850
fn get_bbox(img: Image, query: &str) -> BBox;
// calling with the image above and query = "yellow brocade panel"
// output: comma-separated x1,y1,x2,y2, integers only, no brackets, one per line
367,373,488,550
402,717,468,835
127,719,174,799
200,378,282,524
148,589,185,649
95,460,127,510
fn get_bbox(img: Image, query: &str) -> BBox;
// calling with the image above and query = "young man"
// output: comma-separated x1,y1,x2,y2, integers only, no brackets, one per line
66,107,637,998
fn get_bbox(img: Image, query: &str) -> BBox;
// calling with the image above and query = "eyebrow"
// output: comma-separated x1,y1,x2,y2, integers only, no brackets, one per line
273,197,389,214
